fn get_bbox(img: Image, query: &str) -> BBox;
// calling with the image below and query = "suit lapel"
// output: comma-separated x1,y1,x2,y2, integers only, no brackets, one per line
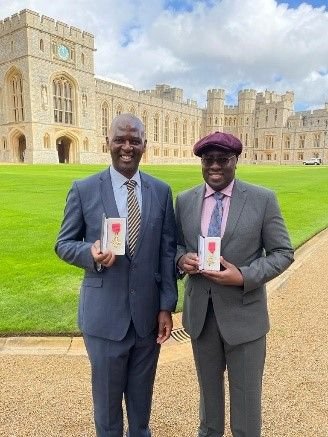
192,185,205,237
221,179,247,250
99,169,120,218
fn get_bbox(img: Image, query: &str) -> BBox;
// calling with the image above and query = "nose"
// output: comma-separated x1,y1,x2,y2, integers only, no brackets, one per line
210,159,222,168
122,140,133,149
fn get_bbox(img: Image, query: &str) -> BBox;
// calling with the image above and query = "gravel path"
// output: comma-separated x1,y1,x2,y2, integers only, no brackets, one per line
1,230,327,436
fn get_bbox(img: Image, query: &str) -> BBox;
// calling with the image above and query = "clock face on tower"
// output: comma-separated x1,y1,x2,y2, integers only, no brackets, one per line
57,44,70,61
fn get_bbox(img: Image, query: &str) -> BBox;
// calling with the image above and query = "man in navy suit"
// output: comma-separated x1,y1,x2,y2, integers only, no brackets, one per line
55,114,178,437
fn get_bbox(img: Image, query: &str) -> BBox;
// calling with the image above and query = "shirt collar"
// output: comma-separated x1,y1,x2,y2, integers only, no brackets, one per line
204,179,235,199
110,166,141,189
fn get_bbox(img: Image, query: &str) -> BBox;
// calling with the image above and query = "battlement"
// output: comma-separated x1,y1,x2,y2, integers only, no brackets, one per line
186,99,197,107
207,89,225,99
225,105,238,111
238,89,256,100
255,89,294,106
281,91,294,102
140,84,184,103
0,9,94,48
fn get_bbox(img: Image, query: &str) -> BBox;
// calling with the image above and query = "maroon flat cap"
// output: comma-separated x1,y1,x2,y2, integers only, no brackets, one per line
193,131,243,156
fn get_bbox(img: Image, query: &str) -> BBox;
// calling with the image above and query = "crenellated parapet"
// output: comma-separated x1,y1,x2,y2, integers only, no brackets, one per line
224,105,238,113
0,9,94,49
255,89,293,105
282,91,294,103
238,89,256,100
207,88,225,100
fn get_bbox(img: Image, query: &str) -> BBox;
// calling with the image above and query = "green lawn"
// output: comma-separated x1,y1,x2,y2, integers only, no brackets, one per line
1,164,328,335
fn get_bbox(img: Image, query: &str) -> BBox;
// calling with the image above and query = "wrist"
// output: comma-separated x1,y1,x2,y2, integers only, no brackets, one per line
177,255,185,271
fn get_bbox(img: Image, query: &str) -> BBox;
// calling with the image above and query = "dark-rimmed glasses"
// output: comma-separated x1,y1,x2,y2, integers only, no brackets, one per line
201,155,236,167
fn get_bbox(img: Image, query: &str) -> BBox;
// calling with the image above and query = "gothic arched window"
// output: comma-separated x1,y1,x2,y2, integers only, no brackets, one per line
164,115,169,143
173,118,178,144
9,72,24,122
153,113,159,142
116,104,123,116
142,111,148,137
102,102,109,137
182,119,187,145
53,76,74,124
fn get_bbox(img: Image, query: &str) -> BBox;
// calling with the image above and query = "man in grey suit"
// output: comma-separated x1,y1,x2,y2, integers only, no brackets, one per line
175,132,294,437
55,114,177,437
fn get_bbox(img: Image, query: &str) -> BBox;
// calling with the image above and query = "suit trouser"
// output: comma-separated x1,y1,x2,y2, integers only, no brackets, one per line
191,300,266,437
83,323,160,437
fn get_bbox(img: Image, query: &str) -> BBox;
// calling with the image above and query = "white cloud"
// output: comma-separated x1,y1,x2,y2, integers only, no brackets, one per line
1,0,328,109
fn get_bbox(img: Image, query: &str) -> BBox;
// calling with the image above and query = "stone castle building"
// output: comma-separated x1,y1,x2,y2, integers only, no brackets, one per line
1,9,327,165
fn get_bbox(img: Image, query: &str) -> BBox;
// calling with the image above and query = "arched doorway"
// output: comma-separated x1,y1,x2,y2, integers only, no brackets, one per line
56,136,71,163
18,135,26,162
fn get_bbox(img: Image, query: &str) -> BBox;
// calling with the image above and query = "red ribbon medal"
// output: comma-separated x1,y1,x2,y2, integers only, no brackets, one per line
208,241,216,254
112,223,121,234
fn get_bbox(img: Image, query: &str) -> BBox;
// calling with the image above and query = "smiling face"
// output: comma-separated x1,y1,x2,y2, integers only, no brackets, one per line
108,114,146,179
201,146,237,191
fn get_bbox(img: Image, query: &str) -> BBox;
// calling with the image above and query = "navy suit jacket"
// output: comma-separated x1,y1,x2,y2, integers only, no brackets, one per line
55,168,178,340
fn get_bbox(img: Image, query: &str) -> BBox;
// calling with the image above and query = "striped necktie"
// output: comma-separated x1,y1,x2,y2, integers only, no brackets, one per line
207,192,224,237
125,180,141,256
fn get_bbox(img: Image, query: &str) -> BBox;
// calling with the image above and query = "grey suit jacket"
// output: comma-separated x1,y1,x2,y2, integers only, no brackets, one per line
55,168,178,341
175,179,294,346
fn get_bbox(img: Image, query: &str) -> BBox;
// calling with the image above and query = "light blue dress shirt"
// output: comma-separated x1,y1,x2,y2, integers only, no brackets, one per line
109,166,142,218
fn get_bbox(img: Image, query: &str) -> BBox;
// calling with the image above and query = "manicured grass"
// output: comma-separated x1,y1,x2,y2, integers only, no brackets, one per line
1,164,327,335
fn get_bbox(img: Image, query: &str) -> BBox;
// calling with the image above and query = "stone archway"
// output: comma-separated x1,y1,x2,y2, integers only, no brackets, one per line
6,130,27,163
18,135,26,162
56,136,71,163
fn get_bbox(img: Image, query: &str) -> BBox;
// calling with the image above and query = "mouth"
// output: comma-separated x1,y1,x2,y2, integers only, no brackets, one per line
120,154,134,163
209,172,223,177
208,172,224,183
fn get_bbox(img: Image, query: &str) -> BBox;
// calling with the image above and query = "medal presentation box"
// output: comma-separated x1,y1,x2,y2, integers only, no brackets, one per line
100,215,127,255
198,236,221,271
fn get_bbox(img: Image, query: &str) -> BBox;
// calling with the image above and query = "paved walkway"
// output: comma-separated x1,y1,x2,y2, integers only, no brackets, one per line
1,229,328,436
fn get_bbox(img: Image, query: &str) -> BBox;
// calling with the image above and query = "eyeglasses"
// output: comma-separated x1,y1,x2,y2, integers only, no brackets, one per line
201,155,236,167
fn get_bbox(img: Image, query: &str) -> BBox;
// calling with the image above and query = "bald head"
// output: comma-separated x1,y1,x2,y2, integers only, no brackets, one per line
108,114,145,144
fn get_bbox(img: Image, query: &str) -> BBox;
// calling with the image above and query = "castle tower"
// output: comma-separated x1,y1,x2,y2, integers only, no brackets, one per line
237,89,256,161
205,89,225,134
0,9,96,163
238,89,256,114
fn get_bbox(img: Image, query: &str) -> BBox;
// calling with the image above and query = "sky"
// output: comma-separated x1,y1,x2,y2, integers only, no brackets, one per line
1,0,328,111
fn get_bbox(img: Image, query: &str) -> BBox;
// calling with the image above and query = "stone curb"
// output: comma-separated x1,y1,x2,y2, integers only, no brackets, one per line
1,228,327,360
0,313,185,360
